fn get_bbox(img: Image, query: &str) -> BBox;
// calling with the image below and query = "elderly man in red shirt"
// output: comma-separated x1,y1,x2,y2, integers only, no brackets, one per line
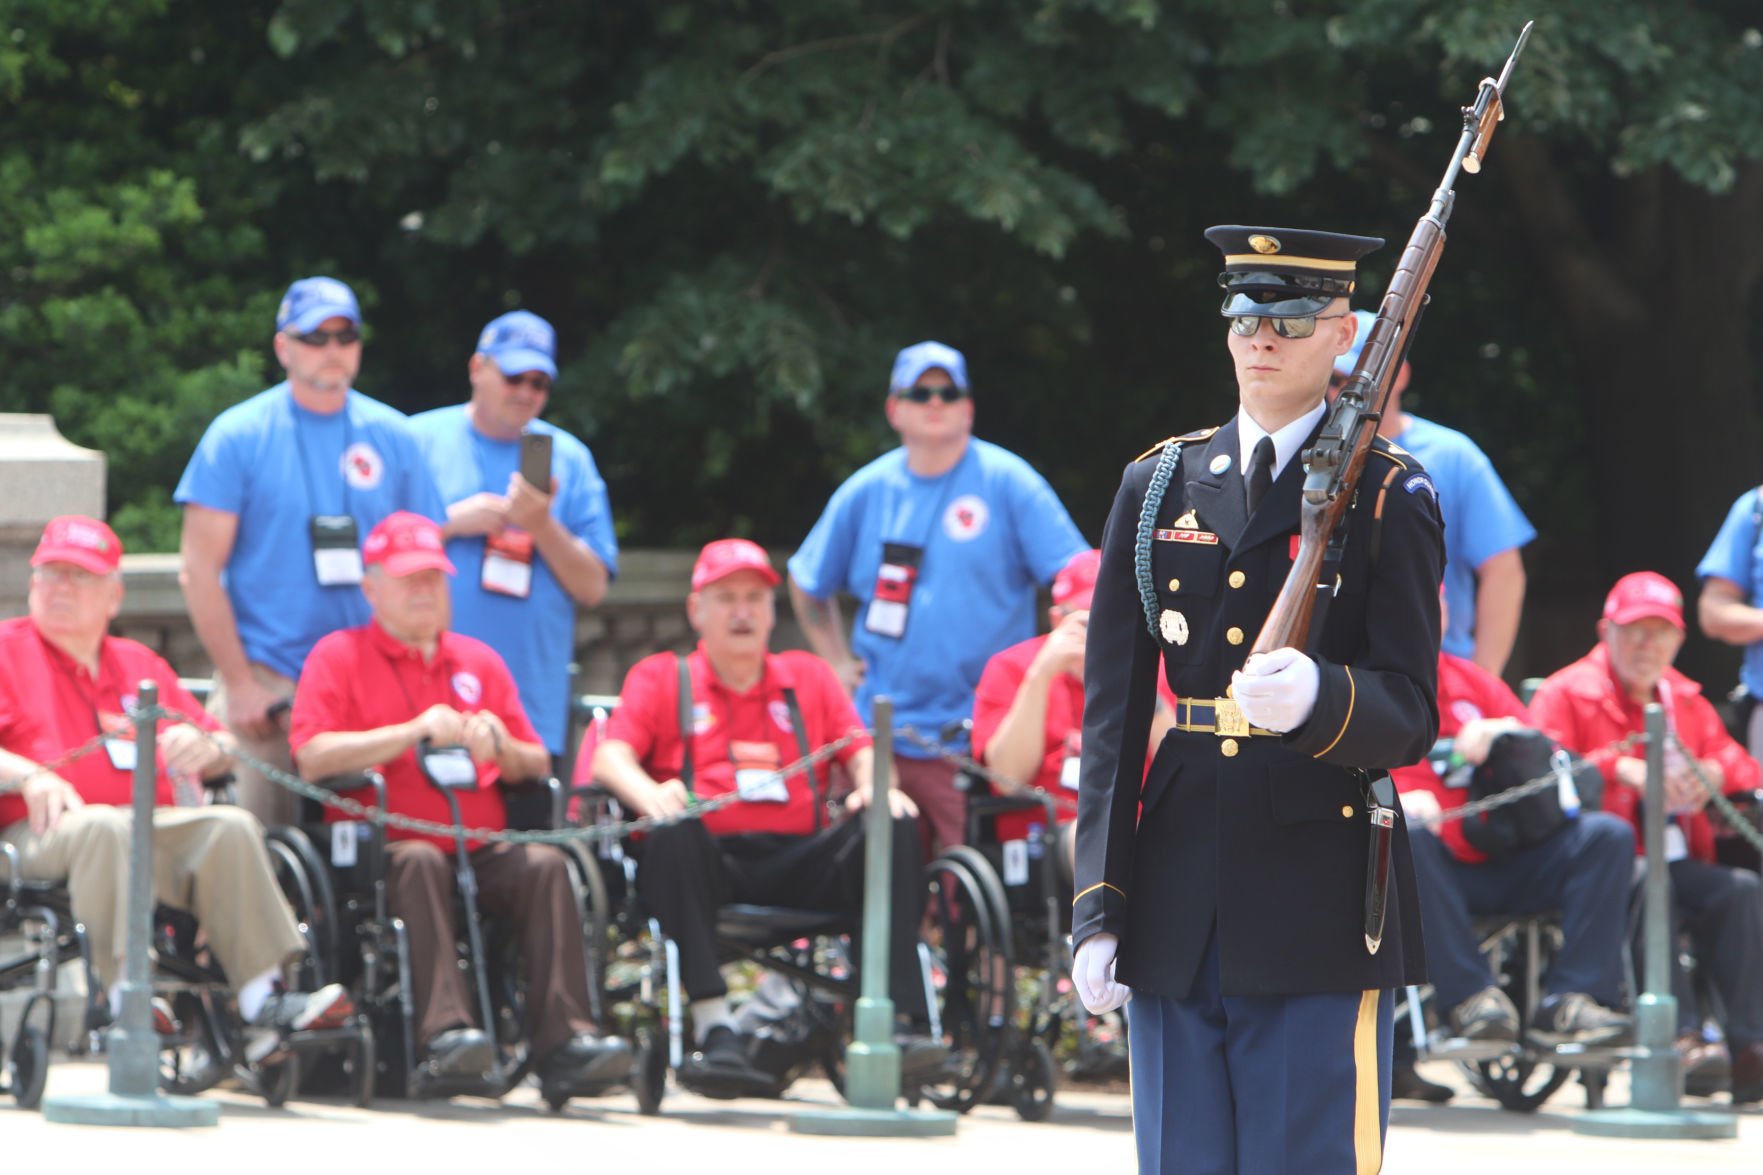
971,549,1177,882
1530,571,1763,1103
590,538,929,1097
1390,597,1634,1101
0,516,350,1057
290,511,629,1089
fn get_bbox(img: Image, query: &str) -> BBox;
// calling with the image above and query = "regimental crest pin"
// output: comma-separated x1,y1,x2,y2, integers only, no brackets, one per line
1209,454,1232,475
1160,609,1190,647
1248,234,1281,254
1172,510,1199,531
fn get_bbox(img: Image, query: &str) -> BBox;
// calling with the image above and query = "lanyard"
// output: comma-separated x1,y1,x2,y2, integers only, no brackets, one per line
289,394,355,517
376,640,458,718
889,445,967,553
46,643,115,742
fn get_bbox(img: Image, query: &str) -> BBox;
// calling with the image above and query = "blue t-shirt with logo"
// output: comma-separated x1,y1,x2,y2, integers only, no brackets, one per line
1697,487,1763,695
174,383,445,679
409,406,619,754
1394,415,1535,659
788,438,1086,751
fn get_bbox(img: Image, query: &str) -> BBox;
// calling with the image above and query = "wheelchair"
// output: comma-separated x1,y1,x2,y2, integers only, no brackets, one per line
568,694,1006,1116
0,789,370,1109
287,767,617,1109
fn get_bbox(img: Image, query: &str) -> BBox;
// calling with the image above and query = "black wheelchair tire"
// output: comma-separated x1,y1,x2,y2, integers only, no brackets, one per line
10,1024,49,1109
258,1051,301,1108
920,853,1013,1114
1467,1053,1572,1112
634,1023,667,1115
1010,1037,1057,1122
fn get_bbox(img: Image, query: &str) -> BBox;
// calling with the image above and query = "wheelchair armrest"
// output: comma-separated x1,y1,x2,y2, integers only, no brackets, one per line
502,775,562,832
311,770,389,817
201,772,238,805
1,840,19,902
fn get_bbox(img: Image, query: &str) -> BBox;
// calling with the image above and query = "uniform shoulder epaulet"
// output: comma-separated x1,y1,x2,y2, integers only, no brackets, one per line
1369,435,1411,471
1133,426,1218,463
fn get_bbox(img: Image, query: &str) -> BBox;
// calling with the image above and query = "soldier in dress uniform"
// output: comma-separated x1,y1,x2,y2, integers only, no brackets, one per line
1071,226,1445,1174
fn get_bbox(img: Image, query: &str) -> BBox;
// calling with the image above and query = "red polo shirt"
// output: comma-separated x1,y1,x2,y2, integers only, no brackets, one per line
1390,651,1530,864
0,617,221,827
603,646,870,837
290,621,539,851
971,636,1177,841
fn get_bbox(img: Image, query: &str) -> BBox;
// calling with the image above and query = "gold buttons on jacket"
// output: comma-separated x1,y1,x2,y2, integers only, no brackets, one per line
1340,805,1355,819
1221,739,1239,758
1226,626,1245,646
1167,578,1181,592
1228,570,1246,589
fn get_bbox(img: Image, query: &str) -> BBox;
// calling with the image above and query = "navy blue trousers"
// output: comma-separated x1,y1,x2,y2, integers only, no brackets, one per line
1406,811,1633,1011
1127,931,1394,1175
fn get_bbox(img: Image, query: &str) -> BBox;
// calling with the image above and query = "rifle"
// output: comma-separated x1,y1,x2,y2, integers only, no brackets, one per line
1251,22,1534,657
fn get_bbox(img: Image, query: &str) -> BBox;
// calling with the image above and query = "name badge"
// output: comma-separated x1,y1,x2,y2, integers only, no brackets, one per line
1665,822,1688,863
104,737,138,771
311,515,364,587
865,542,923,640
331,822,360,868
731,740,789,803
1001,839,1030,886
482,528,535,599
1059,753,1081,791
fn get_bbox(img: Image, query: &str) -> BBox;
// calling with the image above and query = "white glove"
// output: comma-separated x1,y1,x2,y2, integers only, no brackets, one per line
1230,647,1320,733
1073,933,1131,1014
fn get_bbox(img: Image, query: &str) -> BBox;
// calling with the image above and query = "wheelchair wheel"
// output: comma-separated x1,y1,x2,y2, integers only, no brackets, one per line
1467,1052,1572,1112
10,1023,49,1109
350,1024,376,1108
919,853,1012,1113
257,1051,300,1108
1010,1037,1057,1122
158,991,230,1097
561,842,613,1028
266,827,339,987
633,1022,667,1115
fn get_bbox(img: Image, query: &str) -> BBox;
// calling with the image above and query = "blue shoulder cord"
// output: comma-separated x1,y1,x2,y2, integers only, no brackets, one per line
1134,442,1182,640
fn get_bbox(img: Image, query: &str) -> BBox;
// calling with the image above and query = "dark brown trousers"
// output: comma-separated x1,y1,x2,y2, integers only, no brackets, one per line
385,840,595,1061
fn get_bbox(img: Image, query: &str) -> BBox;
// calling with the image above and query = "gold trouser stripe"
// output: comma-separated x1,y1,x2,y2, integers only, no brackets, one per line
1223,253,1359,272
1072,881,1126,905
1315,665,1356,758
1354,989,1383,1174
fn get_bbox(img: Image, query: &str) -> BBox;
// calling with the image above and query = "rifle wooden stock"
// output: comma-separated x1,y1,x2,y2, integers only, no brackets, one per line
1250,22,1532,660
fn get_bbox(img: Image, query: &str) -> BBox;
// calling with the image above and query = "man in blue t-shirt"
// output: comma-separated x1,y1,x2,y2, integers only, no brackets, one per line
789,340,1087,855
1695,489,1763,757
409,311,618,764
175,276,445,824
1332,310,1535,674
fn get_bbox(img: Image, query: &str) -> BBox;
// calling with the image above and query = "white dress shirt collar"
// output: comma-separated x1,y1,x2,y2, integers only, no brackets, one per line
1237,401,1327,483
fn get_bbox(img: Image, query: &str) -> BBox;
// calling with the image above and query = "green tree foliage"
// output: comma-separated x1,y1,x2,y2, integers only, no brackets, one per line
5,1,1762,676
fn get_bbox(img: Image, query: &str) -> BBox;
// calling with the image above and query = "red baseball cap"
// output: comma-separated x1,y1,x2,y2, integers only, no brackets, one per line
31,515,123,575
1052,549,1102,610
1602,571,1684,631
692,538,780,591
363,512,456,577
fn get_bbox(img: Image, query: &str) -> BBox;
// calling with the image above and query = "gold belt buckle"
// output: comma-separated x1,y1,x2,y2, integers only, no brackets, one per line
1213,697,1250,737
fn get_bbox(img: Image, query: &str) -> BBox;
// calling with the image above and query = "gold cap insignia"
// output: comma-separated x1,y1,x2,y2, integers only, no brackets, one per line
1172,510,1199,531
1248,234,1281,255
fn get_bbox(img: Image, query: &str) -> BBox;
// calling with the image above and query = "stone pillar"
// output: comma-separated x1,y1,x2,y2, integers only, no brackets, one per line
0,414,106,619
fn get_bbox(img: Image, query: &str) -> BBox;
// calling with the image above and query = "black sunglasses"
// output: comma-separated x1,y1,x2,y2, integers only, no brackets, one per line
503,372,552,392
289,326,362,347
896,385,968,404
1228,313,1348,340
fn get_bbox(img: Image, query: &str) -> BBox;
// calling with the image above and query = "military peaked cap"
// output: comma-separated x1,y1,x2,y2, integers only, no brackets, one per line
1204,225,1384,318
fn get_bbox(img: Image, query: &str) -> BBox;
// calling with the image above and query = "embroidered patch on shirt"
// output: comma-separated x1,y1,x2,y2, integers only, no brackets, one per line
1403,473,1437,499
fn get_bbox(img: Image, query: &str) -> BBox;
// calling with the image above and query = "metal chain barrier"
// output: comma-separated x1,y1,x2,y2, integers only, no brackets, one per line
1670,730,1763,856
0,730,114,795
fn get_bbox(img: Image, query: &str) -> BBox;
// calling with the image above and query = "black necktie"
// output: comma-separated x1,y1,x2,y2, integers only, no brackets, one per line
1246,435,1276,516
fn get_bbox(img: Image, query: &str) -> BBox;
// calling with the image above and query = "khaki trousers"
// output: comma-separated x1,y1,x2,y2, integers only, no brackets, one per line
1,805,306,990
205,663,298,827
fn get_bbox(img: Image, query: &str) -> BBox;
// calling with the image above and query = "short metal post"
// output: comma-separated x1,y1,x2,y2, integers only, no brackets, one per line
1574,703,1734,1140
43,681,219,1127
793,696,954,1136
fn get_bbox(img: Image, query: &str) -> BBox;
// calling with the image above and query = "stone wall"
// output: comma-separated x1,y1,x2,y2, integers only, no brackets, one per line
111,549,814,704
0,415,105,621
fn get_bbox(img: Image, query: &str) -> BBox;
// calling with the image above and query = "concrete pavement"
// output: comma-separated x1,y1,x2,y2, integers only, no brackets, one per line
3,1057,1758,1171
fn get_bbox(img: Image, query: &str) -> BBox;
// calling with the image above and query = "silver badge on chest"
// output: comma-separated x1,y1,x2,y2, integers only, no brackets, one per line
1160,609,1189,646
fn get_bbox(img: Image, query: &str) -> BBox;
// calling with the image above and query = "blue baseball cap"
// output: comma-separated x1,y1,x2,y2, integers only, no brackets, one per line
476,310,558,379
1333,310,1378,378
889,341,969,393
276,276,361,334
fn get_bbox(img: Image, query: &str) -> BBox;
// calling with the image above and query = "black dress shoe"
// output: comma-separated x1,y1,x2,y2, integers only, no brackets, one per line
677,1025,777,1099
425,1027,495,1078
1390,1063,1454,1103
537,1032,634,1088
